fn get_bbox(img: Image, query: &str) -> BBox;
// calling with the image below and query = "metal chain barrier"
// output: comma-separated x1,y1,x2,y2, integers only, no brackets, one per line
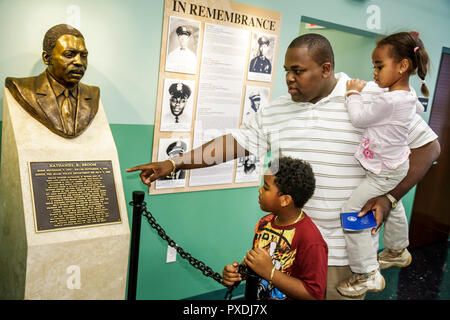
130,198,237,299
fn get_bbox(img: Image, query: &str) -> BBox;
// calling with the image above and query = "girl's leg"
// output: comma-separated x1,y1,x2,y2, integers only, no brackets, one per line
380,161,410,250
342,162,409,274
342,178,381,274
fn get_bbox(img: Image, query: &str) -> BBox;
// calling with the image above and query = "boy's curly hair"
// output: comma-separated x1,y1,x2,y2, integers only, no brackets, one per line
269,157,315,209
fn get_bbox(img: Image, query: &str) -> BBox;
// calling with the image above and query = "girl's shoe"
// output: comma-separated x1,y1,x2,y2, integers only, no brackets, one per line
377,248,412,270
336,269,385,297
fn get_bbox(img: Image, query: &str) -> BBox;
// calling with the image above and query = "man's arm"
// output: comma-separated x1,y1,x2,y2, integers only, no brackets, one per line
126,133,249,185
359,139,441,234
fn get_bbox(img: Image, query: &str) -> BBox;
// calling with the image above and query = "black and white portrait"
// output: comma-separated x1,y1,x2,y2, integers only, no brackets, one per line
242,85,270,121
248,32,276,82
235,154,261,183
165,16,200,75
156,138,190,189
160,78,195,132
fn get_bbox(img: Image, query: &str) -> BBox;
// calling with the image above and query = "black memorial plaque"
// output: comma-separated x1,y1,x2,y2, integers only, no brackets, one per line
29,160,121,232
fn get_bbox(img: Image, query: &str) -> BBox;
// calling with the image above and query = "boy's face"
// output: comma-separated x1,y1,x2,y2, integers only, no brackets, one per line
258,169,282,213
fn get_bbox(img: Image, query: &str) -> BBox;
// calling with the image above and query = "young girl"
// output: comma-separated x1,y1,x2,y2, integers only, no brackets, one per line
337,31,430,297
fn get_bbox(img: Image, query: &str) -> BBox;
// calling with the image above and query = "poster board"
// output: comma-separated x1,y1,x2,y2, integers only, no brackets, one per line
151,0,281,195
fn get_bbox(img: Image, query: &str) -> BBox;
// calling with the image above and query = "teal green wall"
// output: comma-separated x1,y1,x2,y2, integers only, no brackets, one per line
1,0,449,299
299,21,378,82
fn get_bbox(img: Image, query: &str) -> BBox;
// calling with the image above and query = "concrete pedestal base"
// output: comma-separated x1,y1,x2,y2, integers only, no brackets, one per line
0,88,130,299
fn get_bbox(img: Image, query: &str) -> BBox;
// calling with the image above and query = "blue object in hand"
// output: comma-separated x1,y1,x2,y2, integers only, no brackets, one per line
341,210,377,231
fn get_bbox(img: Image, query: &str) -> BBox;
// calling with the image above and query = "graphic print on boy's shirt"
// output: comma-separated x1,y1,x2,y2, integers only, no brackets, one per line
252,215,297,300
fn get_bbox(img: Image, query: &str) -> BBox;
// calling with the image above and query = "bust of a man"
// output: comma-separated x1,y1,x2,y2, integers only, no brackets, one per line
5,24,99,138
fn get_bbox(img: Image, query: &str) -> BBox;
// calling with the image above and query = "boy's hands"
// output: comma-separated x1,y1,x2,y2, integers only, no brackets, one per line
346,79,367,92
222,248,274,287
222,261,241,287
244,248,273,281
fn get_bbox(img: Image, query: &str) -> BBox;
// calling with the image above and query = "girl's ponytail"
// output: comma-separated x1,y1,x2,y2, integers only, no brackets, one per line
412,35,430,96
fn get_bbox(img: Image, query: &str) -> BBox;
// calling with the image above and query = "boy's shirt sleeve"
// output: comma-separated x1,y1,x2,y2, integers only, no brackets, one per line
295,243,328,300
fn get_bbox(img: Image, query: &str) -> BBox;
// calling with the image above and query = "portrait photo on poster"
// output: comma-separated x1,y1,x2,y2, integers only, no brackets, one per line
165,16,201,75
160,78,196,132
242,85,270,121
155,137,190,189
247,32,276,82
235,154,261,183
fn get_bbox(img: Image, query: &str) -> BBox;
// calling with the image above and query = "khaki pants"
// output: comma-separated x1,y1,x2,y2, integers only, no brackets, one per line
326,266,366,300
342,161,409,274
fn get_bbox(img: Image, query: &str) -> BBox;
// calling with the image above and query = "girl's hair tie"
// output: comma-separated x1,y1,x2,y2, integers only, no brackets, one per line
414,46,420,53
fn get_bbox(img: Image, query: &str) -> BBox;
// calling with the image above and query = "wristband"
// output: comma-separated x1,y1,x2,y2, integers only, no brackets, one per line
345,90,361,99
385,193,398,209
165,158,177,178
269,267,276,287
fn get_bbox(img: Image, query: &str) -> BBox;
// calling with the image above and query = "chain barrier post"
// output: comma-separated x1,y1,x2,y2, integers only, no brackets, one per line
127,191,240,300
127,190,145,300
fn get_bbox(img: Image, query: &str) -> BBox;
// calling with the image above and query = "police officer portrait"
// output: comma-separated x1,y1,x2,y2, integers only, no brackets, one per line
155,138,190,189
165,16,200,75
243,85,270,120
160,78,195,132
235,154,261,183
248,33,276,82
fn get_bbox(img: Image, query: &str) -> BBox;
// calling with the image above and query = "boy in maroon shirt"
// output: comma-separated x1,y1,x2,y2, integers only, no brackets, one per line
222,157,328,300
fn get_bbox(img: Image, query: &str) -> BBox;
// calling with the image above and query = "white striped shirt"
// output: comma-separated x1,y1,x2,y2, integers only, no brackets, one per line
231,72,437,266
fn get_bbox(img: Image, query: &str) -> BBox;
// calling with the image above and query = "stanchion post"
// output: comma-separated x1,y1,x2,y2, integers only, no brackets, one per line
127,190,145,300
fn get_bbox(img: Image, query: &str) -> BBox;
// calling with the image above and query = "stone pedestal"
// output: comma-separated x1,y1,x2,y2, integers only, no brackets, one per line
0,88,130,299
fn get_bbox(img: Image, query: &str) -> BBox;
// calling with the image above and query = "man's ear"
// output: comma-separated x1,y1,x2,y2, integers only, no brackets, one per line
321,62,332,78
279,194,293,208
42,51,51,65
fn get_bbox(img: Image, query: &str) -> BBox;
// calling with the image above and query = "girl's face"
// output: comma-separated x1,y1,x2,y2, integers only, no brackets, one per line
258,169,282,213
371,45,403,89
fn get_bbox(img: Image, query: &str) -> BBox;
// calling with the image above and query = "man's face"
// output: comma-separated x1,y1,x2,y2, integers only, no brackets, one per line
284,47,327,103
168,150,183,159
178,34,190,49
259,43,269,57
45,34,88,87
250,99,260,112
170,96,187,116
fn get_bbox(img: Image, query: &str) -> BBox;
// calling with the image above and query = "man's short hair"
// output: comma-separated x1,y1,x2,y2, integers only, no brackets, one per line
269,156,316,209
288,33,335,69
43,24,84,54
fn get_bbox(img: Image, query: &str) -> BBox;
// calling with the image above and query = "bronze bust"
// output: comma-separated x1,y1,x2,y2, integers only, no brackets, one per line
5,24,99,139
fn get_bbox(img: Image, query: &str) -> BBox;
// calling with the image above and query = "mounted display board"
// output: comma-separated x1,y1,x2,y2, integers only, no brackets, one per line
151,0,281,194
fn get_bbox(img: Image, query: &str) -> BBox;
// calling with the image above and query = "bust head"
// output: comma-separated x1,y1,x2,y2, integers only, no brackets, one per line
42,24,88,88
5,24,99,139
